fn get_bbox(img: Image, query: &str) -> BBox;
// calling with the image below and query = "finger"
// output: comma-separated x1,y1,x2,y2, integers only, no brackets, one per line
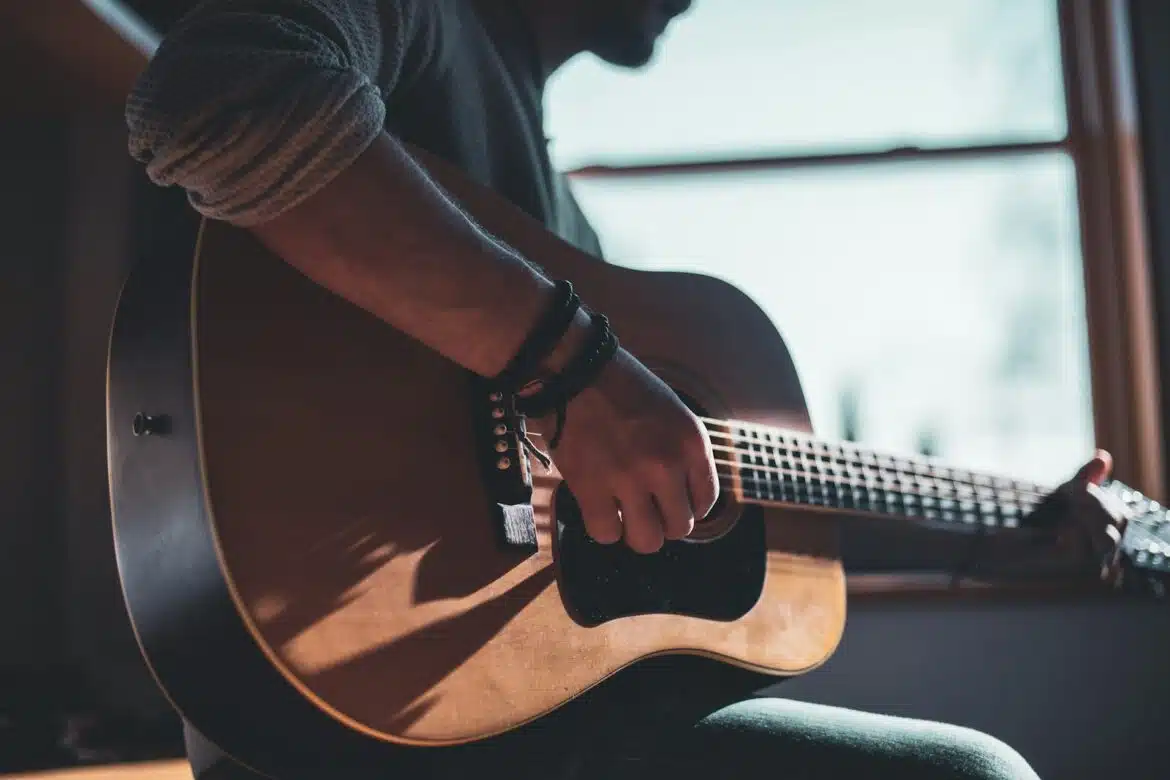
576,492,623,545
1075,449,1113,485
686,435,720,520
616,491,666,555
652,471,695,541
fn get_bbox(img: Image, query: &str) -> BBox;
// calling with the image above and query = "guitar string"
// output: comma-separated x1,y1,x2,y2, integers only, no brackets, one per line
705,442,1049,500
708,474,1029,526
705,427,1049,497
699,415,1051,495
701,449,1047,502
705,465,1041,513
705,444,1047,500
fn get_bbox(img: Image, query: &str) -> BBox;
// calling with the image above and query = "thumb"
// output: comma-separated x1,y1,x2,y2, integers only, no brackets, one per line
1075,449,1113,485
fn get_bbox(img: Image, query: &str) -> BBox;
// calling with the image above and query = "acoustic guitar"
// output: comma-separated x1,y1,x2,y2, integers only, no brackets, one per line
106,149,1170,773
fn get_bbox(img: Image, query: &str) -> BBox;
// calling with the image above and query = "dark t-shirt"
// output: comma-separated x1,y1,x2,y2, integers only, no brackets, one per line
381,0,604,257
126,0,604,257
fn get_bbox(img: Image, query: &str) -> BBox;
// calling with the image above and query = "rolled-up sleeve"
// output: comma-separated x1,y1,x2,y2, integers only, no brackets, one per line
126,0,395,226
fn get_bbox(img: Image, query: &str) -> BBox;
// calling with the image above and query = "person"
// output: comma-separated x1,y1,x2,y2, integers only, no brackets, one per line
124,1,1120,778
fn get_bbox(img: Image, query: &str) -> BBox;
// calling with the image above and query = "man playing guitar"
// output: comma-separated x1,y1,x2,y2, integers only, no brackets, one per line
125,1,1123,777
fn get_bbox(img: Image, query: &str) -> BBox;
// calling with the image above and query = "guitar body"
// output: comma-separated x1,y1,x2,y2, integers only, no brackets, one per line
108,180,844,772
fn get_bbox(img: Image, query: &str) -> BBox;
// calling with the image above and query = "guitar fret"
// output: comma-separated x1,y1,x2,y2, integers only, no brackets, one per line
731,427,1039,528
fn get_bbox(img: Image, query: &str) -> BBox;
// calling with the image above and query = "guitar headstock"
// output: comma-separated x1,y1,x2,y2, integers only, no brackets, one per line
1094,480,1170,599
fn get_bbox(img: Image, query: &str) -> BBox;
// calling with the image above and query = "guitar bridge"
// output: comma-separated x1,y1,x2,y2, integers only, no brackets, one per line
470,376,539,551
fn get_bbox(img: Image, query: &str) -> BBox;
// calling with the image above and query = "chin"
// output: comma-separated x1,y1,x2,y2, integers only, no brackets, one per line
594,36,658,68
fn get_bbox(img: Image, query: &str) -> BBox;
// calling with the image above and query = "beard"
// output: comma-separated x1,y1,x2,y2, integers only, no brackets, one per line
588,0,693,68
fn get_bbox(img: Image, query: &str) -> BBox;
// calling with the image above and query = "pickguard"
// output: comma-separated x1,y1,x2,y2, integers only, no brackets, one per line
553,486,767,626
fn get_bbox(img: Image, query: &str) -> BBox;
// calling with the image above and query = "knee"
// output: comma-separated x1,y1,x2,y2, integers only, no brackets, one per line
672,698,1041,780
924,725,1040,780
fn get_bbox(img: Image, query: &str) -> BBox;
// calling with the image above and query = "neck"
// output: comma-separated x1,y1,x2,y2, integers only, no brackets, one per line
511,0,589,80
703,417,1052,530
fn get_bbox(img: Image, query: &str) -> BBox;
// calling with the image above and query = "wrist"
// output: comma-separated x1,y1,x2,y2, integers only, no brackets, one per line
492,277,620,450
536,307,593,376
513,310,619,438
492,279,581,388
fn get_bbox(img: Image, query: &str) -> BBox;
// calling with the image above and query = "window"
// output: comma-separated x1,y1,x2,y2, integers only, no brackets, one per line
544,0,1096,488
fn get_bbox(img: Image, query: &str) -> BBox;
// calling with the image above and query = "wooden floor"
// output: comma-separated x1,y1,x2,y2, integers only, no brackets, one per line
5,760,192,779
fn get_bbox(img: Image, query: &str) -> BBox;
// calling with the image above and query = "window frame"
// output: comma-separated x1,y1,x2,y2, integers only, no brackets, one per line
561,0,1163,596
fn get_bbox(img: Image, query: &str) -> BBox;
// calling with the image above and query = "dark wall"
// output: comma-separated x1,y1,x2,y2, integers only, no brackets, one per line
0,111,174,726
59,113,174,719
0,119,70,679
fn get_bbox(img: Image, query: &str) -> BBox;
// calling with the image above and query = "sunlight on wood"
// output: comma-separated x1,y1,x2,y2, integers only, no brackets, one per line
5,760,192,780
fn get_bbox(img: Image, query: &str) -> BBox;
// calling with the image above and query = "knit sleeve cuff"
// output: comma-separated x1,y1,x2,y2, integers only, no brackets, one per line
125,2,390,227
129,67,385,227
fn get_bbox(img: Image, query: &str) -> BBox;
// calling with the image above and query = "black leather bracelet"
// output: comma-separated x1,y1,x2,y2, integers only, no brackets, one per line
494,280,580,390
514,312,620,448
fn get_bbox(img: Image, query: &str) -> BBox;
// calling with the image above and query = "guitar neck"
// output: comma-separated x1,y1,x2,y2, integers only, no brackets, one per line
703,417,1052,530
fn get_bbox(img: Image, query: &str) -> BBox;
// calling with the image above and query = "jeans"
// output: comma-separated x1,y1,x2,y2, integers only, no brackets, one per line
185,658,1040,780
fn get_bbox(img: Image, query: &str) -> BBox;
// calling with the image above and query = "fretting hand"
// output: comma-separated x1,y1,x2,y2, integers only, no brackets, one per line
1026,450,1130,579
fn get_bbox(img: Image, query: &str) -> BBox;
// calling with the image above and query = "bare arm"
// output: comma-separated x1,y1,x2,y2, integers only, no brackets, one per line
248,130,589,378
126,0,584,377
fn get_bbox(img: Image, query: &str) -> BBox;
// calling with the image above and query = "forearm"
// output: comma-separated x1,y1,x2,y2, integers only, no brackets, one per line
125,1,594,377
248,131,590,378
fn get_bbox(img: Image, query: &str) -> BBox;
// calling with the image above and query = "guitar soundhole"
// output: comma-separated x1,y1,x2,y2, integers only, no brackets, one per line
553,486,767,627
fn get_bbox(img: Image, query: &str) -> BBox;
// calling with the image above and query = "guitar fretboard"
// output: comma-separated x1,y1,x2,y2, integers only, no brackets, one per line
711,423,1049,529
